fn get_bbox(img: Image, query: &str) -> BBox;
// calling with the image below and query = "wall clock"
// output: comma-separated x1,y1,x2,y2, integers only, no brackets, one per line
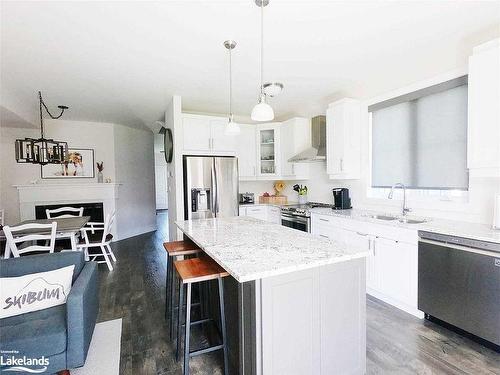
163,128,173,163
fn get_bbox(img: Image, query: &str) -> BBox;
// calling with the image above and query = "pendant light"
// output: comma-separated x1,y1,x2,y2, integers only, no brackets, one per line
224,40,240,134
251,0,283,122
15,91,69,165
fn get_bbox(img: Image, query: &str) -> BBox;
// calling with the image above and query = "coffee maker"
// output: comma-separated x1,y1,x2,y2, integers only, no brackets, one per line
332,188,352,209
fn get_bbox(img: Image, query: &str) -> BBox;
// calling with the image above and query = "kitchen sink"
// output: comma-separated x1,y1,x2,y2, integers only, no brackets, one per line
399,218,427,224
362,213,428,224
362,214,398,221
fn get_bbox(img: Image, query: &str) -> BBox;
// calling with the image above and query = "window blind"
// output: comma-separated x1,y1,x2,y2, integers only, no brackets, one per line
371,77,468,190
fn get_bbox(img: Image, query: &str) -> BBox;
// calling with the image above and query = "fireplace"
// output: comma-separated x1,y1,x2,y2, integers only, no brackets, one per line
15,182,120,239
35,202,104,221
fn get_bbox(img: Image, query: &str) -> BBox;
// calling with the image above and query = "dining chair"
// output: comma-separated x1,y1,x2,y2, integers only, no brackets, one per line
78,211,116,271
3,222,57,258
46,206,84,219
46,206,84,250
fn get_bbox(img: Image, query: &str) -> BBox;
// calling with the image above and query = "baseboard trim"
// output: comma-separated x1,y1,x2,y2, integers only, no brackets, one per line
367,288,424,319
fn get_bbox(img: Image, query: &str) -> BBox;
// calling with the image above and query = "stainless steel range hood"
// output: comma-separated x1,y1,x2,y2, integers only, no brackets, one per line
288,115,326,163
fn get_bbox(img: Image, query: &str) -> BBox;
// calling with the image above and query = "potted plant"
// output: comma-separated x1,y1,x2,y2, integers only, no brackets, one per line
96,162,104,183
293,184,308,204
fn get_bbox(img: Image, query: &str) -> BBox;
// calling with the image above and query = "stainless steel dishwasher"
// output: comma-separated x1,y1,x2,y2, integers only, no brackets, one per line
418,231,500,348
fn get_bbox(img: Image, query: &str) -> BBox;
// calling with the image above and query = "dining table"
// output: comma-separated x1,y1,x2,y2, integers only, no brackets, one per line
1,216,90,258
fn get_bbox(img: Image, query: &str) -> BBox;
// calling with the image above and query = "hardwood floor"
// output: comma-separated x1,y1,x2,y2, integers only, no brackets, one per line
97,211,499,375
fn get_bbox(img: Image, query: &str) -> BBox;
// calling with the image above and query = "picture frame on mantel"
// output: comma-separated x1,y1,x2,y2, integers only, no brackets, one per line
41,148,95,179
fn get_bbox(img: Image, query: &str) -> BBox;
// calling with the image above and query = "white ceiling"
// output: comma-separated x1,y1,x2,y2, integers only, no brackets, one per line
1,1,499,130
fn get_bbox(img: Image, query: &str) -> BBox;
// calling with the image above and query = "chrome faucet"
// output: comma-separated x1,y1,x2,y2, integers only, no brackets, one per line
388,183,411,217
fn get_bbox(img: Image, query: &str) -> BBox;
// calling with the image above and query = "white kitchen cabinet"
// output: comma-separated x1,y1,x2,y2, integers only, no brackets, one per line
280,118,310,180
236,124,257,180
210,118,236,152
374,237,417,310
326,98,361,179
243,205,268,221
267,206,281,224
467,39,500,176
310,212,422,318
240,204,281,224
261,260,366,375
182,114,212,152
182,114,236,154
256,123,281,178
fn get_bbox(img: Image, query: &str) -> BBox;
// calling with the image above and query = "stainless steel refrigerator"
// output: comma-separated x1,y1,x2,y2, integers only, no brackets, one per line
183,156,239,220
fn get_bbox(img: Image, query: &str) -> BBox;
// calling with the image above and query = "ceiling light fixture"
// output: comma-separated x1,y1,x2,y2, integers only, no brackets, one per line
15,91,69,165
251,0,283,122
224,39,240,134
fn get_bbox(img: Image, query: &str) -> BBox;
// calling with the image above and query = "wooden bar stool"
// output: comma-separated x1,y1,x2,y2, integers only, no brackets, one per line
164,240,201,338
174,257,229,375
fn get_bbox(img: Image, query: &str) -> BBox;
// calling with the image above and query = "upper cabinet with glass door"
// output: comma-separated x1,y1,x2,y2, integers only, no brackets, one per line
256,123,281,178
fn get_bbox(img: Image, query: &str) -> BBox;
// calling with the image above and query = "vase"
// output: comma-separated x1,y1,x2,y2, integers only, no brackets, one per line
298,194,307,205
97,171,104,183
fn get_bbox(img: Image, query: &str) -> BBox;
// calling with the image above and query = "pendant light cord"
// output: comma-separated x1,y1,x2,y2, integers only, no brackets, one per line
38,91,67,137
259,1,264,95
229,45,233,118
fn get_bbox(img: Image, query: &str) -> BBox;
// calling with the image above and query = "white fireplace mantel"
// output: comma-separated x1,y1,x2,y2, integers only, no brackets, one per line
15,183,121,238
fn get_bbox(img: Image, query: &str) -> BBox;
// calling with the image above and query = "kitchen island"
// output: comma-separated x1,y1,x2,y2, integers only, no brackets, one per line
176,216,370,375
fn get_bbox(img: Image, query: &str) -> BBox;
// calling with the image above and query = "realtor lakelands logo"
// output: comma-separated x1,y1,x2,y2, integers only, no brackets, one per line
0,350,49,373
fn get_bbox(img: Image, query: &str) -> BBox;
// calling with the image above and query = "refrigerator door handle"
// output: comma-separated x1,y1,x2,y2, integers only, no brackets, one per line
211,160,218,216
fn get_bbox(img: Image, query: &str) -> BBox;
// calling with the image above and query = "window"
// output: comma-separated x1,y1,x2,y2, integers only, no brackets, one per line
370,76,468,190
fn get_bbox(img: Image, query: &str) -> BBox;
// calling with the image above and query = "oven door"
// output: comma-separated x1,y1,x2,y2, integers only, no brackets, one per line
281,213,310,232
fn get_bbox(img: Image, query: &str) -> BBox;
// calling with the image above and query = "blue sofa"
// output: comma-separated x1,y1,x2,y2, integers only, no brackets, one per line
0,252,99,374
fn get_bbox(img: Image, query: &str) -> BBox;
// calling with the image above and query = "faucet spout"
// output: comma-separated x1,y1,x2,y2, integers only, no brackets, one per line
388,183,411,217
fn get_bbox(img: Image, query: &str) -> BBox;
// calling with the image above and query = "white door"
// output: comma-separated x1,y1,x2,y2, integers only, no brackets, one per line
376,238,416,308
257,125,280,177
155,165,168,209
244,206,267,221
183,116,211,151
280,120,294,177
236,124,257,179
327,105,345,175
210,119,236,152
267,206,281,224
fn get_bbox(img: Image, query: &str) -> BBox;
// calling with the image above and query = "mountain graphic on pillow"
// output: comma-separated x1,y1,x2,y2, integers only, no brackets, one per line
3,277,68,310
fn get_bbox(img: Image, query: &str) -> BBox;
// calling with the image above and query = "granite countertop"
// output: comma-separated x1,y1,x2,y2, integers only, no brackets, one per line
175,216,370,282
239,202,298,208
309,207,500,244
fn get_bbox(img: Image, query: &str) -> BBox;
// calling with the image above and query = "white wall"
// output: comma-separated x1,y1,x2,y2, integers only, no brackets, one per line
0,119,157,239
113,124,156,239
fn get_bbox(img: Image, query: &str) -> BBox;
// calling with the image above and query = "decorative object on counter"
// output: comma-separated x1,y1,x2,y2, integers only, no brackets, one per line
273,180,285,195
96,161,104,183
293,184,308,204
493,194,500,229
223,39,240,134
251,0,283,121
239,192,255,204
15,91,69,165
259,191,287,205
105,178,112,183
41,148,95,179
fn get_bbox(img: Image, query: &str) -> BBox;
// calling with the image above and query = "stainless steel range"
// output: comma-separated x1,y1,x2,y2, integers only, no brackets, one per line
281,202,335,232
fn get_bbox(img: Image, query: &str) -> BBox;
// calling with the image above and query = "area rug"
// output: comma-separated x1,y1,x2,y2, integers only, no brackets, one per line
72,318,122,375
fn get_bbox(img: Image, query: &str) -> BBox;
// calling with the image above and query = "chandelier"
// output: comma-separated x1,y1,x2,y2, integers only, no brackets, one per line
15,91,69,165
